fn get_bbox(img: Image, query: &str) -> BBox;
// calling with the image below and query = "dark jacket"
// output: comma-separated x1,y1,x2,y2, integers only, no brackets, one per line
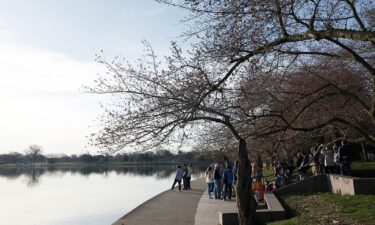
338,144,351,164
222,169,234,184
214,168,221,180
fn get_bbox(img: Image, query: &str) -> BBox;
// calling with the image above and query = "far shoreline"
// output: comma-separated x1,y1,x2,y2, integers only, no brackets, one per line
0,161,210,168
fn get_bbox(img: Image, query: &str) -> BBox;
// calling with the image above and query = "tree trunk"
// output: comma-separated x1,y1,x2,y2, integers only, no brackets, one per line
236,138,257,225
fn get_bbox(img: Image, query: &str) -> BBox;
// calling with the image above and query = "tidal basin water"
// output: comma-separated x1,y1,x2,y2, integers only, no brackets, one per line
0,165,204,225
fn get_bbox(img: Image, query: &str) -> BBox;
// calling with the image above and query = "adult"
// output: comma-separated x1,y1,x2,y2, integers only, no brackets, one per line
222,165,234,201
274,162,286,187
186,164,192,190
205,166,214,198
338,140,352,176
285,158,295,184
321,146,335,174
171,164,184,191
297,151,310,180
213,164,222,199
251,164,263,202
312,147,321,175
232,160,239,184
333,143,340,173
256,154,263,172
232,160,239,198
265,159,270,170
318,147,325,174
182,164,188,190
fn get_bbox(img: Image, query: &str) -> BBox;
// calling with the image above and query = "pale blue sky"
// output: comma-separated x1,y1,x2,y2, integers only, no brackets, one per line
0,1,187,154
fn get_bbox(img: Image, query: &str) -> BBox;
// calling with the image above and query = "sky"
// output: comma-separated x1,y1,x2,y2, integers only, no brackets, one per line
0,0,187,155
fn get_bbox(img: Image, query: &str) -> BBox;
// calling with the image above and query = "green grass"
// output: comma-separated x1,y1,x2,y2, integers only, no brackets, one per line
268,193,375,225
352,161,375,170
321,193,375,225
267,218,299,225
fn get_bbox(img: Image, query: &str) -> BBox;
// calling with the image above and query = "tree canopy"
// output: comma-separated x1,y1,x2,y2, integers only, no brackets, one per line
89,1,375,224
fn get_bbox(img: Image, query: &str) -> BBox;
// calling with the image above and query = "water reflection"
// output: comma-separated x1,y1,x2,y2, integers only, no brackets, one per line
0,164,206,187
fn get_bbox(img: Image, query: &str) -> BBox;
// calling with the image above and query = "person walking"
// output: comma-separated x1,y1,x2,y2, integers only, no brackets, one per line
205,166,214,199
171,164,184,191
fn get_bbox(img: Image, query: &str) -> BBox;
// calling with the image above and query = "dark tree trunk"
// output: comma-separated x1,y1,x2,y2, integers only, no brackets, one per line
236,138,257,225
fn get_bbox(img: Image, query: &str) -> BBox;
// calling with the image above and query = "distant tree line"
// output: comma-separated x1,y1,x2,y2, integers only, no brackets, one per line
0,164,208,187
0,146,212,165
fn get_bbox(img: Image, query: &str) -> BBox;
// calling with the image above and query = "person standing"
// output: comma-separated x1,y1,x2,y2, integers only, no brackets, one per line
275,162,286,187
222,165,234,201
286,158,295,184
312,147,321,175
321,146,335,174
251,164,263,202
338,140,352,176
213,164,222,199
256,155,263,172
297,151,310,181
232,160,239,197
205,166,214,199
319,147,325,174
182,164,188,190
333,143,340,173
171,164,184,191
186,164,192,190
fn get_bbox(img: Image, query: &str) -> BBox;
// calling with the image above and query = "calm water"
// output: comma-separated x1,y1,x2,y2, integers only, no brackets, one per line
0,165,205,225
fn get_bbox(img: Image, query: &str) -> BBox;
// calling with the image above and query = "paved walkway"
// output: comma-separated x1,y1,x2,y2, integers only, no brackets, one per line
112,178,207,225
194,190,237,225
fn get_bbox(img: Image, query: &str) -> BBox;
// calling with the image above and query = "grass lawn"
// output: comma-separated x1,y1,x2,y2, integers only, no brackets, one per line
268,193,375,225
352,161,375,170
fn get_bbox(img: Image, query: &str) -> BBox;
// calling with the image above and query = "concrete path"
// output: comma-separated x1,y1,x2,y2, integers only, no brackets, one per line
194,190,237,225
112,178,207,225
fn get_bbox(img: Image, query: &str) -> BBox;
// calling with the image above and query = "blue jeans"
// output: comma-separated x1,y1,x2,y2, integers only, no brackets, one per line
171,179,181,191
223,183,232,200
214,179,221,199
207,182,214,197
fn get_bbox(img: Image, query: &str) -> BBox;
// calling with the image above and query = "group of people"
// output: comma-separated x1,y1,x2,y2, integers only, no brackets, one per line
171,163,193,191
273,140,353,189
273,159,295,188
204,160,266,203
172,140,352,198
314,140,352,176
205,161,237,200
